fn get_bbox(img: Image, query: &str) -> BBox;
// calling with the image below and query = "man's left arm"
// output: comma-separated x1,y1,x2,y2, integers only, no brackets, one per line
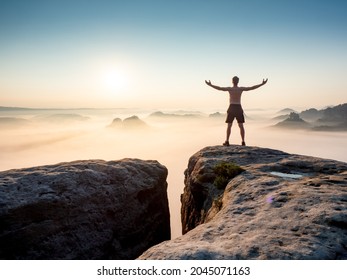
243,79,268,91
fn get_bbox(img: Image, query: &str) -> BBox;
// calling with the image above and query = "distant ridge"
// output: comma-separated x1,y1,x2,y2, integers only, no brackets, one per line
108,115,149,130
149,111,202,119
32,114,90,123
0,106,36,111
274,112,311,129
209,112,225,118
0,106,128,111
0,117,32,128
273,103,347,131
276,108,297,115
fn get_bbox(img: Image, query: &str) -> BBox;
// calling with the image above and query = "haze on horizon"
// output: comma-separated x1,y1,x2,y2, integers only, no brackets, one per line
1,0,347,110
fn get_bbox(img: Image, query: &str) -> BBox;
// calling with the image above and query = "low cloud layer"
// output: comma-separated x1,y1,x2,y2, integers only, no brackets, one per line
1,108,346,238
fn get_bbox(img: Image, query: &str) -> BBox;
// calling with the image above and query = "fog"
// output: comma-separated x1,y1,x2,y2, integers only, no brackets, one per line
1,108,346,238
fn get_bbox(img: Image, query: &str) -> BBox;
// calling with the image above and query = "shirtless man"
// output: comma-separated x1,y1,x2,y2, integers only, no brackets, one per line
205,76,268,146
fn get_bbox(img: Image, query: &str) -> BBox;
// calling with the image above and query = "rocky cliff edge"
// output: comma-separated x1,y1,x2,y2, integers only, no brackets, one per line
139,145,347,260
0,159,170,259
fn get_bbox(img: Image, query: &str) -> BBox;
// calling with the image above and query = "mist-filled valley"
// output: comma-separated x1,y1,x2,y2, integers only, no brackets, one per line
1,107,346,238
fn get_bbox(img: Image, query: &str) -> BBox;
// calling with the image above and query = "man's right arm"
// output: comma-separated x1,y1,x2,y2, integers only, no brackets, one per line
205,80,230,91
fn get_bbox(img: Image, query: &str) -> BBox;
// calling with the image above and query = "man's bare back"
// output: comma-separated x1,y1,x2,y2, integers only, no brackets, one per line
227,86,243,104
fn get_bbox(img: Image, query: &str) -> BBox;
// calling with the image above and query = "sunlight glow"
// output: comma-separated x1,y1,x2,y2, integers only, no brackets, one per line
100,68,128,93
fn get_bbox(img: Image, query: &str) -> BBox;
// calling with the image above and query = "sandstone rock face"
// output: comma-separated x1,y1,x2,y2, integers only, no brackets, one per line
0,159,170,259
139,145,347,260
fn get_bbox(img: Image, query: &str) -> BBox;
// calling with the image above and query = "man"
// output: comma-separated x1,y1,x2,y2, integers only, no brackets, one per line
205,76,268,146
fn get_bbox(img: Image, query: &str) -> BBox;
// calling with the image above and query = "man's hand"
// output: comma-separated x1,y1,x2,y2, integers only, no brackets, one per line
262,79,268,85
205,80,212,86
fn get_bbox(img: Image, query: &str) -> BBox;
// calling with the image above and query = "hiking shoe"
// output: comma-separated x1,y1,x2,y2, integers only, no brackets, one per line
241,141,246,146
223,141,230,146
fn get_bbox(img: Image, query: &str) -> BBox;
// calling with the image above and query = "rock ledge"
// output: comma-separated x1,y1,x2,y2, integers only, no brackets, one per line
139,145,347,260
0,159,170,259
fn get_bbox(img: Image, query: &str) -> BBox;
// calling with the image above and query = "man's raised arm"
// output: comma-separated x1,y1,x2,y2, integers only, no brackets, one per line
243,79,268,91
205,80,230,91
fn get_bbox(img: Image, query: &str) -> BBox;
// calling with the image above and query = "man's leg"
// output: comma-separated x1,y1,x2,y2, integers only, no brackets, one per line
226,123,232,141
238,122,245,145
223,123,232,146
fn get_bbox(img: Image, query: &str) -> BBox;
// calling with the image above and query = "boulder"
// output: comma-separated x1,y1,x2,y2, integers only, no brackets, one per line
139,145,347,260
0,159,170,259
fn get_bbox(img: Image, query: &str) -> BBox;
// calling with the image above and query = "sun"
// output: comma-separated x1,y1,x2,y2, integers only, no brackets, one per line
100,68,128,92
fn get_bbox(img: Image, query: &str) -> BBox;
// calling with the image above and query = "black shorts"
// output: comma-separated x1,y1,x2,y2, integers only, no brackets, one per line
225,104,245,123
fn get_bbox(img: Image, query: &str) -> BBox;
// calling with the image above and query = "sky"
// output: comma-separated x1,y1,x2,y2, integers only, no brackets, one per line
1,0,346,110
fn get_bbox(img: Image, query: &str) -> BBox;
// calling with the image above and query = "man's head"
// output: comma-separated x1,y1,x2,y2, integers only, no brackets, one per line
232,76,239,85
